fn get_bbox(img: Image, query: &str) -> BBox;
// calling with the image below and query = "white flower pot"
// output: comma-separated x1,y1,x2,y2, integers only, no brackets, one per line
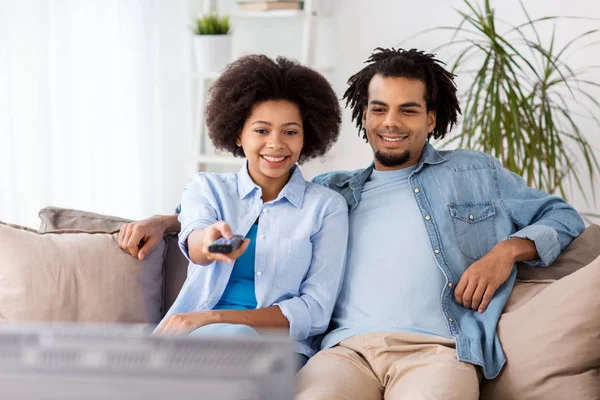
194,34,232,73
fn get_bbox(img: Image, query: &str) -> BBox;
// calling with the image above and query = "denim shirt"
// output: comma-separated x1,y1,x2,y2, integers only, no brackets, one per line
312,143,584,379
164,162,349,357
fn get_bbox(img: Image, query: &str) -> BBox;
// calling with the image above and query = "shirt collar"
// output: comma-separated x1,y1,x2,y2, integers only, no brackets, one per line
337,142,447,189
237,160,306,209
417,141,447,167
277,165,306,209
237,160,258,199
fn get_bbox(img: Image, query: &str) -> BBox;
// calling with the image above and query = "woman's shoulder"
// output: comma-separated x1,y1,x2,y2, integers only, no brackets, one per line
186,171,238,192
304,181,348,211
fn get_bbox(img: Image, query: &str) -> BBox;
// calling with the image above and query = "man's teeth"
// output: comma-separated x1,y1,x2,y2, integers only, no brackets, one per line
381,136,407,142
263,155,286,162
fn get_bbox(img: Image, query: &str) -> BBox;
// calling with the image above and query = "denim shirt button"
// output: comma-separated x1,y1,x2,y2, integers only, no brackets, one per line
434,249,440,254
425,215,431,221
414,188,420,193
448,282,453,288
448,318,454,322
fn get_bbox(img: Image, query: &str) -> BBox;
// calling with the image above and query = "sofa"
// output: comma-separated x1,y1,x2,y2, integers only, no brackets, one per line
1,206,599,400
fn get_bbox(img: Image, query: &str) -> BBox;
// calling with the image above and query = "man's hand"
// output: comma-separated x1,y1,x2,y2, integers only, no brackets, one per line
118,216,171,261
189,221,250,265
455,237,538,312
454,242,516,313
154,311,218,335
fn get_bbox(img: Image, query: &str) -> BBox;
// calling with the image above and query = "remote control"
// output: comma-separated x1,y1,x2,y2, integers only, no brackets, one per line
208,234,244,254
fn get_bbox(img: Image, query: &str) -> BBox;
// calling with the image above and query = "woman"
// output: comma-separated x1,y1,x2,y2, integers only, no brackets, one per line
154,54,348,366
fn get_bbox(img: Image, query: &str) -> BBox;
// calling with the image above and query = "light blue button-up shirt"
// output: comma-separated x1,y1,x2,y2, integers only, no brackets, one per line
313,143,584,379
163,161,349,357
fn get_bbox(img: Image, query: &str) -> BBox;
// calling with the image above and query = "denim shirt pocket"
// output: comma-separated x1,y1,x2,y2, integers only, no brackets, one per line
273,238,313,294
448,201,497,261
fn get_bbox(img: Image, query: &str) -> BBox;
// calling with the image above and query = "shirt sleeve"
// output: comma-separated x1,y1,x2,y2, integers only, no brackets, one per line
275,195,349,340
493,157,585,267
177,175,219,262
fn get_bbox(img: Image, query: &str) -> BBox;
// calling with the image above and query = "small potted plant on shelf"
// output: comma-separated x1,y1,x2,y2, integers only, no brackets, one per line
192,12,231,73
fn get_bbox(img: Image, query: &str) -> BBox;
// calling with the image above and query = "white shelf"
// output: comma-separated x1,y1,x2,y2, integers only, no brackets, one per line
196,154,245,166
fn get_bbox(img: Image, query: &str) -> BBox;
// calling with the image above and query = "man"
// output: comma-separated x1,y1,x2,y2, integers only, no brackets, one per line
119,48,584,399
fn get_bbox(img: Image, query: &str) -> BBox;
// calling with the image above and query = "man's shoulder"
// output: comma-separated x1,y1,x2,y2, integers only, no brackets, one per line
304,181,348,211
436,148,496,171
312,168,367,189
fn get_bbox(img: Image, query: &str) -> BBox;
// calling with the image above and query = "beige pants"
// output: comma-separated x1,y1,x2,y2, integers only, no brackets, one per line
296,332,480,400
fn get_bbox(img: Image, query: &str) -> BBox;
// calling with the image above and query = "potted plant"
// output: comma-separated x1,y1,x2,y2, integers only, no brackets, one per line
192,13,231,73
423,0,600,221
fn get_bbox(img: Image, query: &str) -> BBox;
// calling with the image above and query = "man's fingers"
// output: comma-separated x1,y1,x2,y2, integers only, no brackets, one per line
118,225,126,248
119,224,130,249
121,228,133,253
126,226,145,258
470,284,487,311
478,286,496,313
461,280,477,309
138,235,160,261
454,276,468,304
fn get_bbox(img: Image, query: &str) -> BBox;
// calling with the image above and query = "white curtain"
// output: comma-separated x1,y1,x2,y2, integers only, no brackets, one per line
0,0,194,228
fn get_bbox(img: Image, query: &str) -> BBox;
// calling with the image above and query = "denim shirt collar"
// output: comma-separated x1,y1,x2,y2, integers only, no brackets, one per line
237,160,306,209
337,142,447,189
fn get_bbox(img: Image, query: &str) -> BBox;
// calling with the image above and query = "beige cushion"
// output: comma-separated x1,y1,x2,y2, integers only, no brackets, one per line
481,256,600,399
38,206,131,232
38,206,188,313
0,221,165,324
517,224,600,281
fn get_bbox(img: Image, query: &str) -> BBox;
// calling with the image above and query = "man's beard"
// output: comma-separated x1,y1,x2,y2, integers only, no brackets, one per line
375,150,411,168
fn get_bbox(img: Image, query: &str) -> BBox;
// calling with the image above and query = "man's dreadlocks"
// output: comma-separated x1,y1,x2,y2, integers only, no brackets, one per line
343,47,461,141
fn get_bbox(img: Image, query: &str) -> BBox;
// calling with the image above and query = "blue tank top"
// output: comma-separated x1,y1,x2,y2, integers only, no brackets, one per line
212,224,258,310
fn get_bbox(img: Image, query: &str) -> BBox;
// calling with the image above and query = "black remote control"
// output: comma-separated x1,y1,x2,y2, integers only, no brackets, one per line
208,234,244,253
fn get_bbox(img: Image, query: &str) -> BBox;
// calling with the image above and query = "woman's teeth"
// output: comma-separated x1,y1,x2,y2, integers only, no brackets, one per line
262,155,286,162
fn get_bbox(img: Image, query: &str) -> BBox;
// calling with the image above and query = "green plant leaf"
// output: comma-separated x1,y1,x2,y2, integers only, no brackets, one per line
426,0,600,209
192,13,230,35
